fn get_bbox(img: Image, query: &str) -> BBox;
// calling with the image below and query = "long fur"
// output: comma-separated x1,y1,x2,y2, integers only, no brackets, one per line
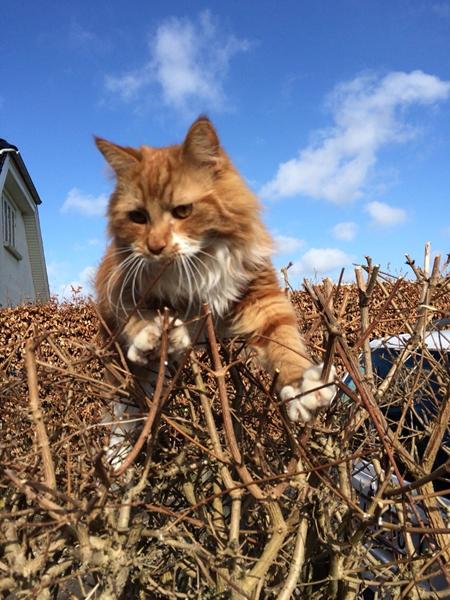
95,117,335,425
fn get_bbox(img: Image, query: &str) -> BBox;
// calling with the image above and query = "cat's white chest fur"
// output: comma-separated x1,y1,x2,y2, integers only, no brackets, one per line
146,241,269,319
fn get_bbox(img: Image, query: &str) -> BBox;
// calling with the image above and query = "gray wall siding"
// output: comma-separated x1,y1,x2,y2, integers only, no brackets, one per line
23,211,50,301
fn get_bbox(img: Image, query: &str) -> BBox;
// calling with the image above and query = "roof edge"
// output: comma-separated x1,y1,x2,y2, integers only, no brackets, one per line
0,139,42,205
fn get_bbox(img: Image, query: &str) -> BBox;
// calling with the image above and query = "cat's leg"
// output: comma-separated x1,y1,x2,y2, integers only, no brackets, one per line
103,312,191,468
104,397,143,467
231,282,336,423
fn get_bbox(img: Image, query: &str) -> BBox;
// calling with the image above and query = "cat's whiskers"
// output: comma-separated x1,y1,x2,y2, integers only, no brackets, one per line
138,258,149,298
107,252,141,318
192,254,217,309
175,258,185,301
180,255,195,317
190,253,213,276
110,247,133,257
131,258,146,319
187,253,210,316
130,259,142,306
117,255,142,318
196,248,220,263
185,254,203,294
171,243,231,319
106,252,138,314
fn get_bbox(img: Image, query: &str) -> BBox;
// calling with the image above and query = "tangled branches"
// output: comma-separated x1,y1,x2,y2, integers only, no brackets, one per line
0,255,449,599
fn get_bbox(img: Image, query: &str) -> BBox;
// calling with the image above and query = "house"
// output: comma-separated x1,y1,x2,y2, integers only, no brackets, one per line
0,139,50,306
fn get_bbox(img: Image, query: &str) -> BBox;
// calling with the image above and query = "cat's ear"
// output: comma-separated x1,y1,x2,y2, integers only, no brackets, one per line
94,137,141,176
182,117,221,166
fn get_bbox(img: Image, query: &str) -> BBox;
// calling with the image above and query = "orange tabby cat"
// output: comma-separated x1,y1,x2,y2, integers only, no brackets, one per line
95,117,335,424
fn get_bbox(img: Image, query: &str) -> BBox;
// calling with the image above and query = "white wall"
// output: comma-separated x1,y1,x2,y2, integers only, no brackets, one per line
0,158,38,307
0,198,36,306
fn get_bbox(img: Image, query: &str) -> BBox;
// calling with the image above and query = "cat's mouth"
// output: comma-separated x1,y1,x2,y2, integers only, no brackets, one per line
143,252,172,263
131,235,207,265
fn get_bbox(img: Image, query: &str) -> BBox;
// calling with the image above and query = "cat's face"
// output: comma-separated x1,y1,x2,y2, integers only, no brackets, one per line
96,118,248,263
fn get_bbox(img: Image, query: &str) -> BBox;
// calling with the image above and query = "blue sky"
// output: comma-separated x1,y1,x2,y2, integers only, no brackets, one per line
2,1,450,296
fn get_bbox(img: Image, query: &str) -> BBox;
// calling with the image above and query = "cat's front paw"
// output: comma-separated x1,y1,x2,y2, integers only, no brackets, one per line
167,318,191,355
127,316,191,365
127,321,162,365
280,363,337,423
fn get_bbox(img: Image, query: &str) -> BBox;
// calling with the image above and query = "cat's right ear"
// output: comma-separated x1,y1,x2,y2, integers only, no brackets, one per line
94,137,141,177
182,117,221,167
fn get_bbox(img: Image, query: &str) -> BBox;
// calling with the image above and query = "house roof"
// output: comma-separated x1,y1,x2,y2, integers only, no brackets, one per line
0,139,42,205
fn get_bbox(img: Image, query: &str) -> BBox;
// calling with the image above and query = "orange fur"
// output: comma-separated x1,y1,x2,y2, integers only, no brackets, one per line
95,117,333,422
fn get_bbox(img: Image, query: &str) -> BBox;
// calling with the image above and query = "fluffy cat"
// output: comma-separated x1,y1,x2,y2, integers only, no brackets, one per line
95,117,335,427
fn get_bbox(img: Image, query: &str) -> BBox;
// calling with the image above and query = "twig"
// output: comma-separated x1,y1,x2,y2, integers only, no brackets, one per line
113,309,170,476
278,517,308,598
25,338,56,490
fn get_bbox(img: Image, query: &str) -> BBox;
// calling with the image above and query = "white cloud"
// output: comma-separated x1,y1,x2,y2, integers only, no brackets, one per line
274,234,304,255
106,71,147,102
69,22,96,47
46,260,67,288
68,265,96,294
73,238,103,253
48,262,96,299
291,248,353,276
61,188,108,217
59,265,96,299
331,221,357,241
261,70,450,203
105,11,250,113
432,3,450,18
365,201,407,226
69,21,110,54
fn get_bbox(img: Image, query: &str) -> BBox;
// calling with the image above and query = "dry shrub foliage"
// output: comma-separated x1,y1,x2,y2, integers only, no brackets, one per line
1,261,449,599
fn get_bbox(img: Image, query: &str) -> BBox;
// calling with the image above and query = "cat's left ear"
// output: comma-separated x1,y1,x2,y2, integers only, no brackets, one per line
182,117,221,167
94,137,141,177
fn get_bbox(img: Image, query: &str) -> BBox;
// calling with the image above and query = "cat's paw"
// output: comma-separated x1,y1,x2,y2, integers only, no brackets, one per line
167,318,191,355
280,363,337,423
127,321,162,365
127,316,191,365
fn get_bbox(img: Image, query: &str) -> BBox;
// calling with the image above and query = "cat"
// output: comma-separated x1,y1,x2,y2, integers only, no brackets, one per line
94,116,336,443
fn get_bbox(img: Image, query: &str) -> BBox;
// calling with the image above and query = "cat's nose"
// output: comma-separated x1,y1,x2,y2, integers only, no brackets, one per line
147,242,166,255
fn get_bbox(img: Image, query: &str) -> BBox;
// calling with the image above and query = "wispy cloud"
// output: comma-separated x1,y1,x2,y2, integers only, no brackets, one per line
106,72,147,102
432,3,450,18
68,21,110,54
274,234,304,255
73,238,103,253
69,22,97,47
47,262,96,298
105,11,250,114
261,70,450,203
59,265,96,298
365,201,407,226
331,221,357,241
291,248,353,276
61,188,108,217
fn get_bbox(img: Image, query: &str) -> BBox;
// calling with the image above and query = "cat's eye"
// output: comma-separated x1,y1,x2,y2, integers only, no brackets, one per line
171,203,193,219
128,209,148,224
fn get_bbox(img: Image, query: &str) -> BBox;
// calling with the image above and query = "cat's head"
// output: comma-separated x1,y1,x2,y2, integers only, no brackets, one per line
95,117,264,263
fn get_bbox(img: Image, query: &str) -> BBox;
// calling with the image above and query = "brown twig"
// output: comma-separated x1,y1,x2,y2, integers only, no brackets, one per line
25,338,56,490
